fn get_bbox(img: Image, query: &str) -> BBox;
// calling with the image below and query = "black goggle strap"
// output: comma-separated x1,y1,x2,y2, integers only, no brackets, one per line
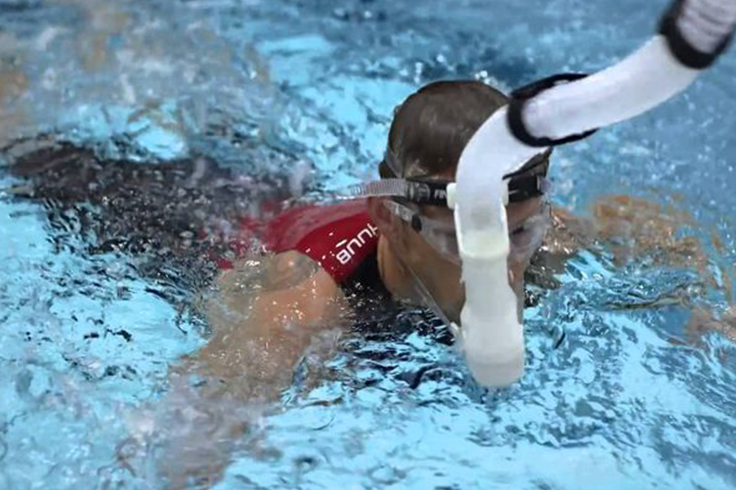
404,178,452,206
348,146,550,205
405,174,549,206
506,174,549,203
502,148,551,203
502,148,552,180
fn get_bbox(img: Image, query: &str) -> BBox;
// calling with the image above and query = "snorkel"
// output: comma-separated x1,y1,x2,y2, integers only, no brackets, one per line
453,0,736,387
345,0,735,388
453,108,538,387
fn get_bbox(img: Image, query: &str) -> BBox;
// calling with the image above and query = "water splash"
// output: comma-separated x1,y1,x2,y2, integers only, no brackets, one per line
2,0,736,489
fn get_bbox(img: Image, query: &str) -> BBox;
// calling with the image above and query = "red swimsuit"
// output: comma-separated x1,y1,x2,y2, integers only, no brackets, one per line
217,199,379,284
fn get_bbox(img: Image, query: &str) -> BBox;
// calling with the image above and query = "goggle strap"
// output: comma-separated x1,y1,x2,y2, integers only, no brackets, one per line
345,179,410,199
405,178,451,206
341,178,451,207
343,174,546,205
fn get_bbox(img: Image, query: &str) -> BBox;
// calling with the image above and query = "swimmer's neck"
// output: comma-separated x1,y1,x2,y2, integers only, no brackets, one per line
377,235,416,302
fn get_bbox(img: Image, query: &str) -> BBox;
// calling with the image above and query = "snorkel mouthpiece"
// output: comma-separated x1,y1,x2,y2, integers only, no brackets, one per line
456,215,525,387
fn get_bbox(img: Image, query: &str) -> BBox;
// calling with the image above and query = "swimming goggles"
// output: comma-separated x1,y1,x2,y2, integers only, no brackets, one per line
346,149,550,207
342,149,552,264
384,198,551,265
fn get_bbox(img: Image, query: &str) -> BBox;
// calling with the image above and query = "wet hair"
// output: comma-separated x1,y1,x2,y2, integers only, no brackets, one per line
380,80,550,180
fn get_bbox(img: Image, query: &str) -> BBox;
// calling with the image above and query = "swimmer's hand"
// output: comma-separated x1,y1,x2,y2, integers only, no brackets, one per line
120,372,270,490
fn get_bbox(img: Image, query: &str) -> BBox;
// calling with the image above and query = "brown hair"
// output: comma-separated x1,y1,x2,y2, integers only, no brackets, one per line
380,80,549,179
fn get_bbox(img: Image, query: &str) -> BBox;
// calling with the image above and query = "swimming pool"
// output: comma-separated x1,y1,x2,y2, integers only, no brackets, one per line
1,0,736,488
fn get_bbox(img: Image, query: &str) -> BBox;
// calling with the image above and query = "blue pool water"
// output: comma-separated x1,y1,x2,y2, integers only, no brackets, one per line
1,0,736,489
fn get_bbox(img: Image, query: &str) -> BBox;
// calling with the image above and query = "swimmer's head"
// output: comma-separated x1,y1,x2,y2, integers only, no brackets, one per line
370,80,550,323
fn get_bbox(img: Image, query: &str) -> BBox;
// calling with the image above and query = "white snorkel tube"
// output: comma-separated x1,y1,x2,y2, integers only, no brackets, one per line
454,0,736,387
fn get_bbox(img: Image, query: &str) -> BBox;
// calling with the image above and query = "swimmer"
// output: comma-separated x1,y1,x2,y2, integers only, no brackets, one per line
6,79,734,487
0,81,553,405
2,81,554,487
190,80,552,400
6,0,735,401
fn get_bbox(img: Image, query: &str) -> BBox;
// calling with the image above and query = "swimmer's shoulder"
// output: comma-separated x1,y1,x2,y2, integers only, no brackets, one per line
216,250,350,327
212,199,386,327
261,199,379,285
219,250,343,297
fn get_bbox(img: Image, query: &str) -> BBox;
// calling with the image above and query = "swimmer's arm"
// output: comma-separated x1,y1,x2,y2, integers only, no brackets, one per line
183,251,349,400
152,253,346,488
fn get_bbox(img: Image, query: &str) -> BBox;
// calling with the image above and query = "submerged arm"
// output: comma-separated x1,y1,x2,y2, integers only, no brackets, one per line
185,250,350,400
148,251,349,488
